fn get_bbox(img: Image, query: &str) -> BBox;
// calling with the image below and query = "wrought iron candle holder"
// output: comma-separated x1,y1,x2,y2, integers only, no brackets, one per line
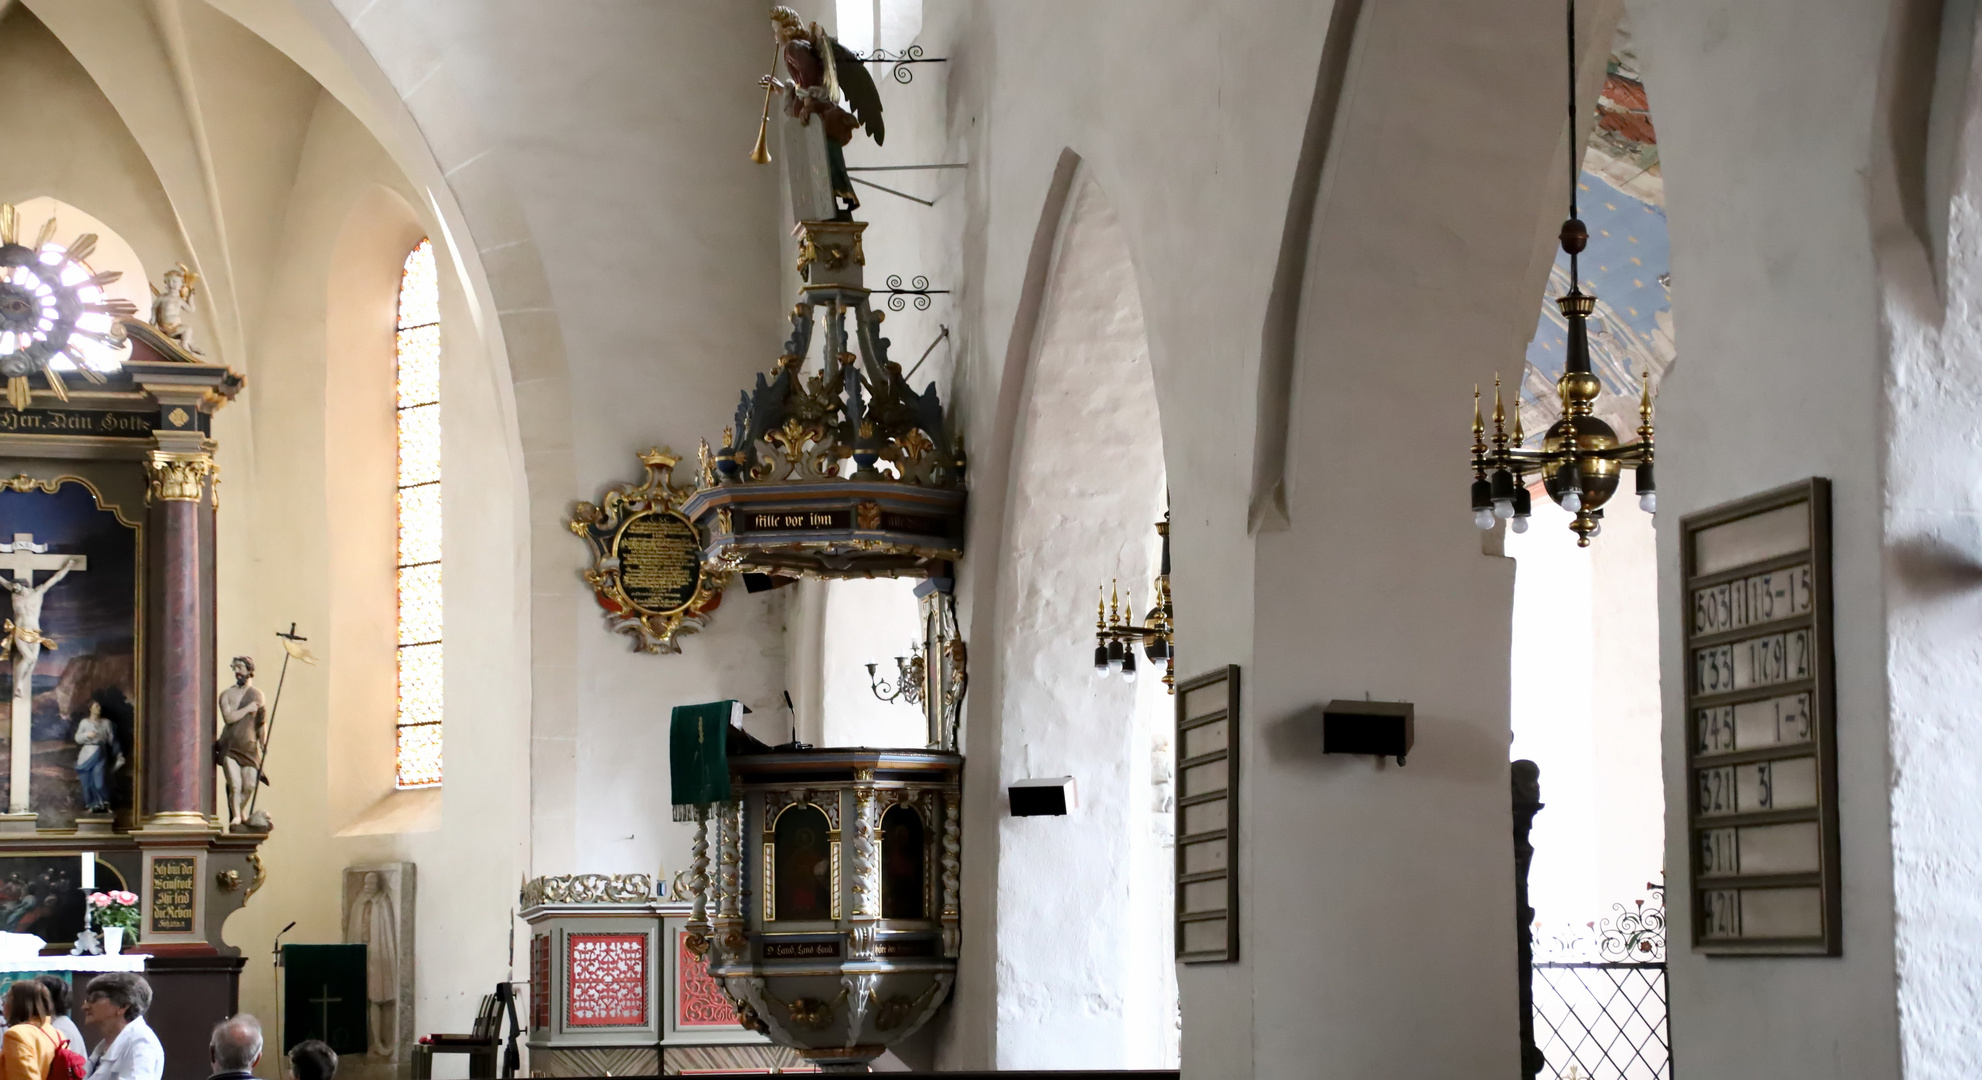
866,646,924,705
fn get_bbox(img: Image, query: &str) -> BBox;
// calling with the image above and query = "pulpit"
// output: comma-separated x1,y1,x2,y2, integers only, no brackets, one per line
0,285,266,1078
694,748,961,1074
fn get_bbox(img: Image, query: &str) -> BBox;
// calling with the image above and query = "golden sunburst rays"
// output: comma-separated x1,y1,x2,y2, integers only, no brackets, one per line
0,204,135,401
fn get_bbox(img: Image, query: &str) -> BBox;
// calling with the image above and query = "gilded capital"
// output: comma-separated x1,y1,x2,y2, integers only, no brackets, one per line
146,452,215,503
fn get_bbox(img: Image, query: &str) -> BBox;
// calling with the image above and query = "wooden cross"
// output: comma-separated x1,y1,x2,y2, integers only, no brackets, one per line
0,534,84,580
310,984,342,1036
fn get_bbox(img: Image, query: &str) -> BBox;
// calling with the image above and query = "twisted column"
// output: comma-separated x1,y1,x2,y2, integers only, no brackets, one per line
940,788,961,957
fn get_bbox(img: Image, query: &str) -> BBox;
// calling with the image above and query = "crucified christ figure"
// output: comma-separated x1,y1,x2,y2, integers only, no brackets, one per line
5,557,78,697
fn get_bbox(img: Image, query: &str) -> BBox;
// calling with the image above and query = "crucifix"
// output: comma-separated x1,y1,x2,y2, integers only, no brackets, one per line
0,534,84,815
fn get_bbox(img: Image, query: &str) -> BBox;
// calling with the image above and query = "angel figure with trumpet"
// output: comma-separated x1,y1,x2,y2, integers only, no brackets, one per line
751,6,886,221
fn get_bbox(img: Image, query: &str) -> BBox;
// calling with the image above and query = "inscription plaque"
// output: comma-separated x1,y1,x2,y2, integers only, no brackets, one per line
614,511,703,615
0,409,154,439
149,855,198,935
762,939,840,960
742,509,850,532
1681,478,1839,955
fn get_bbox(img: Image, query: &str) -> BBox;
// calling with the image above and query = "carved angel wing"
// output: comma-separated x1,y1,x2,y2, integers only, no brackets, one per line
830,40,886,146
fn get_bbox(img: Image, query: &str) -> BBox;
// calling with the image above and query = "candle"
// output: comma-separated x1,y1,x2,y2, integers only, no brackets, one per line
80,853,94,890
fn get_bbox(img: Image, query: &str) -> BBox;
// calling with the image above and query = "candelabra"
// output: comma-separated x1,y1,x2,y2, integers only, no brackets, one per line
1093,513,1175,693
867,645,924,705
1468,0,1655,548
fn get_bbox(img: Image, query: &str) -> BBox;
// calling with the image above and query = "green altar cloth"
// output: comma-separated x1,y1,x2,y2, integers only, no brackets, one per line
670,700,741,816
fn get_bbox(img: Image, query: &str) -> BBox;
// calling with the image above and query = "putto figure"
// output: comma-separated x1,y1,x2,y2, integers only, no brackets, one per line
756,6,885,219
149,263,200,354
215,655,267,828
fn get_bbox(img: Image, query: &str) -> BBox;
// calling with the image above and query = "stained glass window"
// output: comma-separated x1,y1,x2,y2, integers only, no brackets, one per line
395,240,442,787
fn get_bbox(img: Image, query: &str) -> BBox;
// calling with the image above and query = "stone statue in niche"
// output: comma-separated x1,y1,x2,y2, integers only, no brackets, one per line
215,656,267,829
343,863,415,1064
149,264,200,354
72,698,122,815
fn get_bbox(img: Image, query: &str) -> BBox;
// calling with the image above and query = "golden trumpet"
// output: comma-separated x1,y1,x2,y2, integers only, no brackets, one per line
749,80,775,164
750,40,780,165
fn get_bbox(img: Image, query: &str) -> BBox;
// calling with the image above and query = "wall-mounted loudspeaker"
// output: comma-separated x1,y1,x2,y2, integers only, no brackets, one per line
1322,699,1414,766
1009,777,1078,816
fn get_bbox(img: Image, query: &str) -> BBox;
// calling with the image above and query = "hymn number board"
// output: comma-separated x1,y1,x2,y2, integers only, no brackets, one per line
1681,479,1839,956
1175,665,1239,964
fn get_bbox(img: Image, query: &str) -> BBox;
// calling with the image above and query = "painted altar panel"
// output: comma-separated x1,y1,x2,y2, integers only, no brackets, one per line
0,480,139,826
0,854,125,944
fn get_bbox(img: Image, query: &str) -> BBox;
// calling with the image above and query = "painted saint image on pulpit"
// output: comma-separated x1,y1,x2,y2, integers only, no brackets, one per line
0,481,138,826
881,805,925,919
771,805,833,922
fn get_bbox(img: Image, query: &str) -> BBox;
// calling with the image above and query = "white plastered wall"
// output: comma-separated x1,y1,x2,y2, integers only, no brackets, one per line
898,0,1585,1070
1626,0,1909,1071
987,172,1175,1069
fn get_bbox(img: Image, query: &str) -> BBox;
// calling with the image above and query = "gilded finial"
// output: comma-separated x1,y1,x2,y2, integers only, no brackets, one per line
1109,579,1120,628
1511,394,1525,447
1473,385,1484,438
1491,374,1508,451
1097,586,1107,630
1637,370,1656,446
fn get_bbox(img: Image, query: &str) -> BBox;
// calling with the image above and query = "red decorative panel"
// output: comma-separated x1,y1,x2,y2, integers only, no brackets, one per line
677,931,738,1027
566,932,649,1027
530,934,551,1031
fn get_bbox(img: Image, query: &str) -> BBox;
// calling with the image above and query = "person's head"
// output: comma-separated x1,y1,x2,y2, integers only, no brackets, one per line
360,872,380,895
287,1039,336,1080
770,6,804,41
231,656,253,684
36,975,70,1018
209,1014,262,1073
82,972,150,1027
4,980,50,1025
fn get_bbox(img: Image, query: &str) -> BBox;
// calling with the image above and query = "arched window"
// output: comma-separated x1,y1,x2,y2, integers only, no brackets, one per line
394,240,442,787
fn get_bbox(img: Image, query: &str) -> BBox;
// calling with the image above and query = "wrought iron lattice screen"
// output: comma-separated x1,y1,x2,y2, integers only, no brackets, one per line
1532,960,1670,1079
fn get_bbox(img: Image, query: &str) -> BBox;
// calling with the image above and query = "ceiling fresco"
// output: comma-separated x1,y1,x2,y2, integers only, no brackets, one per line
1519,48,1675,441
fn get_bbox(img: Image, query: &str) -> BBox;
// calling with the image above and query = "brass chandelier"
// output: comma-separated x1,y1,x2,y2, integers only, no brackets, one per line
1093,511,1175,692
1469,0,1655,547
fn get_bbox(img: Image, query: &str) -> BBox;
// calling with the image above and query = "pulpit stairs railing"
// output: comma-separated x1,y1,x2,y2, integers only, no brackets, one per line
1531,887,1671,1080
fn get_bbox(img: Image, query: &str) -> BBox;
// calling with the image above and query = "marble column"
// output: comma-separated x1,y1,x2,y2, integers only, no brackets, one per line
143,450,215,829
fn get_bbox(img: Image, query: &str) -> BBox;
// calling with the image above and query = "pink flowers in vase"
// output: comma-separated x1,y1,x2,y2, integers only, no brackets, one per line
89,890,140,932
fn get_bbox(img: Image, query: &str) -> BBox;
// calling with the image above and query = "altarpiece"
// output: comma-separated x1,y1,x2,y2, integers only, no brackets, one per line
0,210,268,1078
